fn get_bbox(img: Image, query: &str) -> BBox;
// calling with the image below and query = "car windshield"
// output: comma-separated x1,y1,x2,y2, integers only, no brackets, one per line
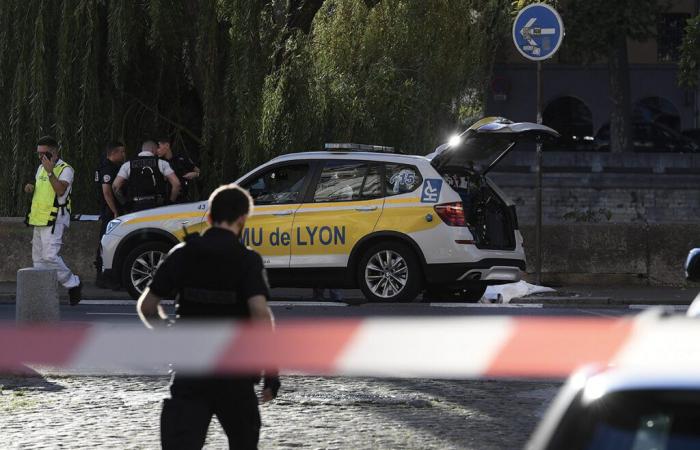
551,390,700,450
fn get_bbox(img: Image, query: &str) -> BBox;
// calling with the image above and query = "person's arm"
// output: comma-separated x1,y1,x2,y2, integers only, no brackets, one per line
25,168,38,193
248,295,274,326
112,175,126,194
182,165,200,181
242,253,279,402
41,155,69,197
166,173,181,203
102,184,119,217
248,294,278,402
136,244,184,328
137,287,170,329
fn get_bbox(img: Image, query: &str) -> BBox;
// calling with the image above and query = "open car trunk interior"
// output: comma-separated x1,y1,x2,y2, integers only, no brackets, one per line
429,117,559,250
439,170,517,250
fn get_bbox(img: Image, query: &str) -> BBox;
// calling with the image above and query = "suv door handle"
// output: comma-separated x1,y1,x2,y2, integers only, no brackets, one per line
355,206,378,212
273,210,293,216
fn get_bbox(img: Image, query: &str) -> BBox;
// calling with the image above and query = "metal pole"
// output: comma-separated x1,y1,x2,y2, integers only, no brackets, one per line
535,60,543,285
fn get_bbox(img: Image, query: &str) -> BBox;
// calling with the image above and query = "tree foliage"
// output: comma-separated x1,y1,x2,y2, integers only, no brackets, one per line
512,0,659,153
313,0,510,153
0,0,509,217
679,14,700,88
556,0,658,63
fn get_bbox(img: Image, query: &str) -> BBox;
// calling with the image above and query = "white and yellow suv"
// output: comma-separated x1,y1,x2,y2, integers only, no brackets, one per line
101,117,558,301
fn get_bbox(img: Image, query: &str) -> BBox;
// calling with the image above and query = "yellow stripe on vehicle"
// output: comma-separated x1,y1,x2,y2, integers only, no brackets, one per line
375,206,441,234
125,211,204,226
384,197,421,205
295,199,383,212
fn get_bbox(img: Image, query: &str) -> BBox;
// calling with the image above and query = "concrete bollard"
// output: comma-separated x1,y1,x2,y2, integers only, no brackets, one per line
16,268,60,323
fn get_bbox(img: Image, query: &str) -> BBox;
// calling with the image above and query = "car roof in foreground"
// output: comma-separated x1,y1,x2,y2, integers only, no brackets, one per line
577,368,700,397
269,151,429,164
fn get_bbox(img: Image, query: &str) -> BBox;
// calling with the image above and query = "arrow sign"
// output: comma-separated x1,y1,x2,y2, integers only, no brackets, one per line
513,3,564,61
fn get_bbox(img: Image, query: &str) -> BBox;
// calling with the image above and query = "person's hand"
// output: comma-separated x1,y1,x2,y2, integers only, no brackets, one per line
40,153,56,173
24,183,34,194
182,172,197,180
260,388,275,403
260,375,280,403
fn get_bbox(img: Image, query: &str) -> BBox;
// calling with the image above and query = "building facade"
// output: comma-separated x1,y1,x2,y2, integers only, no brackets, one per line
487,0,700,149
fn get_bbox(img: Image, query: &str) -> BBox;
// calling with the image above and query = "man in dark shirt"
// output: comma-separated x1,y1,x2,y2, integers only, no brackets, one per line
94,142,126,287
156,136,200,203
137,183,279,449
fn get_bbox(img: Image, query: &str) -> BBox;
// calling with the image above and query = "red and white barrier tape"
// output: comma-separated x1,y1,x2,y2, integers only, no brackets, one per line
1,315,697,377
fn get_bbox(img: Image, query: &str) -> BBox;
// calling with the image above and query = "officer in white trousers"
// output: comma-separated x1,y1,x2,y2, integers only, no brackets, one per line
24,136,82,305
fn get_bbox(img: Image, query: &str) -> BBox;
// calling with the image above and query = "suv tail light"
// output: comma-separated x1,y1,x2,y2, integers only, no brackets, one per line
434,202,467,226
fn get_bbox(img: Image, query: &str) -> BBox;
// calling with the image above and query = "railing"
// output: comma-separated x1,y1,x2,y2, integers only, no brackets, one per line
492,151,700,175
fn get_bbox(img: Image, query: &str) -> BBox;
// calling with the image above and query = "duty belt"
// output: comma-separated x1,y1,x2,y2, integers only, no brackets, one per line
132,195,161,202
182,288,238,305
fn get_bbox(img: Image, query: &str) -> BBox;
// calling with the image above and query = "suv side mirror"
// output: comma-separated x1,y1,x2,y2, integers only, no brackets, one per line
686,248,700,282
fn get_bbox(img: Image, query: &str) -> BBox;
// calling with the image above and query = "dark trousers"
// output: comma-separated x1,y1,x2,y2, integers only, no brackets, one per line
161,375,261,450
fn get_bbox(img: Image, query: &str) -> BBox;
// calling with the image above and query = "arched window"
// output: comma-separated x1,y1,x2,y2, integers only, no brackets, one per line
633,97,681,131
543,96,594,150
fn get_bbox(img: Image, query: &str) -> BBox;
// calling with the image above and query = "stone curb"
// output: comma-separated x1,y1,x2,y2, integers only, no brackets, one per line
0,292,131,305
511,296,693,307
0,293,692,307
512,296,613,306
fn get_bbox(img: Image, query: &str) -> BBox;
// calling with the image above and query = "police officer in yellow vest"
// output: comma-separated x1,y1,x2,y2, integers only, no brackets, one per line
24,136,82,305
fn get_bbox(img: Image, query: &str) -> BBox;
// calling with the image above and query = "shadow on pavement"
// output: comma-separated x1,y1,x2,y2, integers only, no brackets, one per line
374,377,561,449
0,365,65,392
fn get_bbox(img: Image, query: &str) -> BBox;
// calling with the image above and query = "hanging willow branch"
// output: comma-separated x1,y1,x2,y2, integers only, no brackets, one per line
0,0,506,216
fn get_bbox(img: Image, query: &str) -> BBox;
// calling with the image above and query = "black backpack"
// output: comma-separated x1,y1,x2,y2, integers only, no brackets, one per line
128,156,167,209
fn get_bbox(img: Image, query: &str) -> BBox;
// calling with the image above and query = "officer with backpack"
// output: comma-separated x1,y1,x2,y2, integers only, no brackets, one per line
112,140,181,213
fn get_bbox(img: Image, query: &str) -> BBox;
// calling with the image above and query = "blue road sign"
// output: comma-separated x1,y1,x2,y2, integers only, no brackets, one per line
512,3,564,61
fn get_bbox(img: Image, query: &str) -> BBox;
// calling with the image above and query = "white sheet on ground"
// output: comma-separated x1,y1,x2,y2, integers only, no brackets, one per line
481,281,555,304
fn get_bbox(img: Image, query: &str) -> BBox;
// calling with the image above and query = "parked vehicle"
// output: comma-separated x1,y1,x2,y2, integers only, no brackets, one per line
101,117,558,302
528,367,700,449
681,129,700,148
594,122,699,153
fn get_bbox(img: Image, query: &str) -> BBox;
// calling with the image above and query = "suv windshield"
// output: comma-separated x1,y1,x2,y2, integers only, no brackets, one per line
550,390,700,450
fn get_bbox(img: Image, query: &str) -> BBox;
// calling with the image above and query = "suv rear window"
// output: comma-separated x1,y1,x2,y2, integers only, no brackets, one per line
384,163,422,196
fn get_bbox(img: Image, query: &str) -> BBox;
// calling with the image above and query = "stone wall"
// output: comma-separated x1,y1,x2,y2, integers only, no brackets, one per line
489,151,700,225
520,224,700,286
1,219,698,286
0,219,100,283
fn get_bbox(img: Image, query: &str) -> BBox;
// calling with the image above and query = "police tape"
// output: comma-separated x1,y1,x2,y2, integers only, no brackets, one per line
1,314,698,377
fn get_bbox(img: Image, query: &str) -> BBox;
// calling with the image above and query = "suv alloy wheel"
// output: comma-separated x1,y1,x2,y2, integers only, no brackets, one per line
358,241,421,302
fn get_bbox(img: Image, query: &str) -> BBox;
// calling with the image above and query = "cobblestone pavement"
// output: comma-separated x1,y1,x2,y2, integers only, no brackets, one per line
0,375,561,449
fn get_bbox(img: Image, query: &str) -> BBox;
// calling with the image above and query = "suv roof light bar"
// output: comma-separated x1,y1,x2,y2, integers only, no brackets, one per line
324,143,396,153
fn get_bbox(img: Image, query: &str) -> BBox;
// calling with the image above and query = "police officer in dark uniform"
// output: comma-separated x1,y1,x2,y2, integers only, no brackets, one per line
112,140,181,213
156,136,200,203
94,141,126,287
137,183,280,449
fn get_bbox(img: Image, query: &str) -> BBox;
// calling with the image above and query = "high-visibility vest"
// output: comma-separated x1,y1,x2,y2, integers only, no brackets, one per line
27,162,73,227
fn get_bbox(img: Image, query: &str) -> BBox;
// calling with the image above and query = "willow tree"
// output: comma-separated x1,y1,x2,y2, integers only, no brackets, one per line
0,0,263,215
311,0,510,154
0,0,508,217
679,14,700,89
